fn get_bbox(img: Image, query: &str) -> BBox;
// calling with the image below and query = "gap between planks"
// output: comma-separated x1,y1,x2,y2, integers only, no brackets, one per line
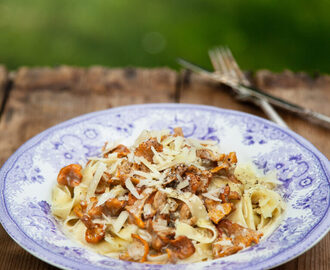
0,67,12,121
0,65,329,270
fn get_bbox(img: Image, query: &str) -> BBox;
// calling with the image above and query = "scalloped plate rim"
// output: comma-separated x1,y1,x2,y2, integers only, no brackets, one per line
0,103,329,270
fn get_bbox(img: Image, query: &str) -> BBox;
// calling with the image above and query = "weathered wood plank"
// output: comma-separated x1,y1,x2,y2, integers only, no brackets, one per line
179,69,330,270
0,66,177,270
273,234,330,270
178,70,261,114
298,234,329,270
254,70,330,157
0,225,57,270
0,66,177,166
0,67,329,270
180,70,330,157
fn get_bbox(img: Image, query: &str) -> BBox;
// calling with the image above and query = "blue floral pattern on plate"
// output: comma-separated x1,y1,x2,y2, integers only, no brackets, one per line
0,104,329,270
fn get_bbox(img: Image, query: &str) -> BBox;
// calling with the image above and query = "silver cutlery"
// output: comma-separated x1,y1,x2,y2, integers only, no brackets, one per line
178,56,330,129
209,46,288,128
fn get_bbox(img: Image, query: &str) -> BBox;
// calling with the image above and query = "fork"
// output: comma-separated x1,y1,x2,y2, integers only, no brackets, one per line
209,47,288,128
178,57,330,129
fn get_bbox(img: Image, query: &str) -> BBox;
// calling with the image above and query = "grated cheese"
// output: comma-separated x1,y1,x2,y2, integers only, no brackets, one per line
161,136,175,146
52,128,285,263
113,211,129,233
96,185,126,207
202,192,222,202
177,179,189,190
151,146,164,164
86,162,107,200
106,159,121,174
125,178,143,199
135,156,161,177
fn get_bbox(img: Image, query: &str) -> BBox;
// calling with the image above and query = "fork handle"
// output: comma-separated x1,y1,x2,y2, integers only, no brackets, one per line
239,84,330,129
234,85,289,128
258,99,289,128
177,58,330,129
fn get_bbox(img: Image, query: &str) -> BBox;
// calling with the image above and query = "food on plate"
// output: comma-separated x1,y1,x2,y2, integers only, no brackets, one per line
52,128,285,263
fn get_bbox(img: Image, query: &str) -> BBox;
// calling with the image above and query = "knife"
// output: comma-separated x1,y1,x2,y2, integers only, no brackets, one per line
178,58,330,129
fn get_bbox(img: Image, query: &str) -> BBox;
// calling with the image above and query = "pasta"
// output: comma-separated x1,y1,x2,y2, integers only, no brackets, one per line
51,128,285,263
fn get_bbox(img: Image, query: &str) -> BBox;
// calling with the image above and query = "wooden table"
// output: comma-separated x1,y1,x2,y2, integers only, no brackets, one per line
0,65,329,270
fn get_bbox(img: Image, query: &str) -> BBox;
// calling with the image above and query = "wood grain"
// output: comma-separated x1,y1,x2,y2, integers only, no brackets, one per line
0,225,57,270
0,66,329,270
178,70,266,117
179,70,330,158
254,70,330,157
0,66,177,270
179,69,330,270
0,66,177,166
274,235,330,270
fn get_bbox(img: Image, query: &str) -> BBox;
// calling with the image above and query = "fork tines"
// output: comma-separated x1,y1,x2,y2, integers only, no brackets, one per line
209,46,250,86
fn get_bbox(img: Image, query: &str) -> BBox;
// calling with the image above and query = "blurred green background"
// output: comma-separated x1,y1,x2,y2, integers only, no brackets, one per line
0,0,329,72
